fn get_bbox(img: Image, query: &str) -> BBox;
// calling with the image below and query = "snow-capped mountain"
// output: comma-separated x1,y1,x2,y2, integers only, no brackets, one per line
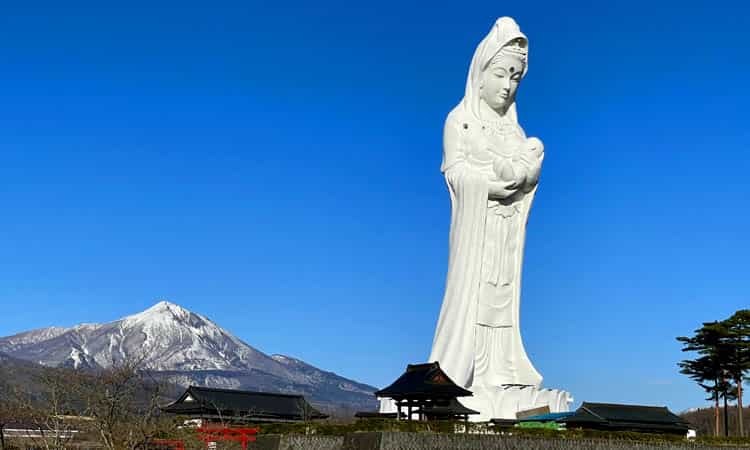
0,301,377,412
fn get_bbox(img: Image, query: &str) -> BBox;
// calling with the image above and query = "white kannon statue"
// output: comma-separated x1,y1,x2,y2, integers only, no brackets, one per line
427,17,572,420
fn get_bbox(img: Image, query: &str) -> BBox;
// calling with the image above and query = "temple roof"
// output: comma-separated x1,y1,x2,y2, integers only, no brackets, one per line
375,362,472,399
162,386,328,422
561,402,689,433
418,398,479,417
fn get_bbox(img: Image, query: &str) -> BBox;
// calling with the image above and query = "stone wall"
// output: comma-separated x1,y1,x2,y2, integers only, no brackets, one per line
344,432,691,449
252,434,344,450
251,432,750,450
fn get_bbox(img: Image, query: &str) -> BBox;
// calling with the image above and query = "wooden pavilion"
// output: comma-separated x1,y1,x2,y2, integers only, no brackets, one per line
375,362,478,421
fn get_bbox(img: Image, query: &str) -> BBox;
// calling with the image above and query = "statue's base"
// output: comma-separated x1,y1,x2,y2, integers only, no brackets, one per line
378,385,573,422
460,384,573,421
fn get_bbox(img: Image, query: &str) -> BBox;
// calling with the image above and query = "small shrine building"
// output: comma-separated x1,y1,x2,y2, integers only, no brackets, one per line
375,362,478,421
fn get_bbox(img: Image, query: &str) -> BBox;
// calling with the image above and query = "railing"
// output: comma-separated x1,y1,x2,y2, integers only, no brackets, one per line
195,426,260,450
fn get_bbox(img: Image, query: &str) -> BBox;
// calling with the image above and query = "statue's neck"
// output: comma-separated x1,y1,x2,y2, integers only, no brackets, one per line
478,99,510,123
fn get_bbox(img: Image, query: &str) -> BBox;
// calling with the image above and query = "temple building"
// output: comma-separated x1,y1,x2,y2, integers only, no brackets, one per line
374,362,478,421
503,402,691,436
162,386,328,423
559,402,690,435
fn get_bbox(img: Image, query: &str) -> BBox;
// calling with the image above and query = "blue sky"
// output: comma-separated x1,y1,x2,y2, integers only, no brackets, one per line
1,1,748,412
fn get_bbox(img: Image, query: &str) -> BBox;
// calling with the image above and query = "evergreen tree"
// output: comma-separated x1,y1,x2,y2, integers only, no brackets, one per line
724,310,750,436
678,321,734,436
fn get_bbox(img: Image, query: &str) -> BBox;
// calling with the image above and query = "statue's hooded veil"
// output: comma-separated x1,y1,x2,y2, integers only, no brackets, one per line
461,17,528,124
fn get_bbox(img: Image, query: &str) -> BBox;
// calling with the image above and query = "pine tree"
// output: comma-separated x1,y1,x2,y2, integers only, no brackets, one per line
724,310,750,436
678,321,734,436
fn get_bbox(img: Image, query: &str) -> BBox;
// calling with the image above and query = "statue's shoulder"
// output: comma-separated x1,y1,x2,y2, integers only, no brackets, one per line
445,106,472,132
443,107,471,153
442,107,473,172
445,107,483,149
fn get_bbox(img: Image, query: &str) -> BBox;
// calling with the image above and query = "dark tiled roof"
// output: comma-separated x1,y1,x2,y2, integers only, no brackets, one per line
375,362,472,399
418,398,479,416
490,418,519,427
162,386,327,421
565,406,607,424
562,402,689,434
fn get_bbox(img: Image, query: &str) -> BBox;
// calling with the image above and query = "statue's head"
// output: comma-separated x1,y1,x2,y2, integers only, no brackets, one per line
479,38,527,115
463,17,529,121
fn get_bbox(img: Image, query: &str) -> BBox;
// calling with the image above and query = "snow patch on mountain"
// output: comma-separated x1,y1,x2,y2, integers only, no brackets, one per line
0,326,70,350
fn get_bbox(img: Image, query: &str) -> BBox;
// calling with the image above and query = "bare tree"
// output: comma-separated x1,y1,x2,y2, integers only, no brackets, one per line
0,366,22,450
12,367,84,450
80,356,174,450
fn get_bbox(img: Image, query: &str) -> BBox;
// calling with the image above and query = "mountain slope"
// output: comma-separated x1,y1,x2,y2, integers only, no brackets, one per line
0,301,377,412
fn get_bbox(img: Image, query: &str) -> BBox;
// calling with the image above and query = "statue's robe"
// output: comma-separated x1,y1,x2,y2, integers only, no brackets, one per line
428,106,542,390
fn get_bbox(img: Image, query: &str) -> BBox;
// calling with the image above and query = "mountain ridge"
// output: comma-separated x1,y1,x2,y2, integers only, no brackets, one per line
0,301,378,413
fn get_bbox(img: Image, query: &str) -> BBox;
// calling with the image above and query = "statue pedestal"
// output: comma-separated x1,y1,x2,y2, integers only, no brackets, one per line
461,384,573,421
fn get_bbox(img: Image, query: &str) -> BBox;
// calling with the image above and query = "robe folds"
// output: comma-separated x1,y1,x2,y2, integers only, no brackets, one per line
428,107,542,389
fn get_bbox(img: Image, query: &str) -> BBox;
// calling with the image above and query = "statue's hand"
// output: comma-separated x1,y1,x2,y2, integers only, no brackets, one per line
487,179,520,200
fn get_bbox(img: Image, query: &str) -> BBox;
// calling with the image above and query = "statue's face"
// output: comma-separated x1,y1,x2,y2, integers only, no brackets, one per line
480,54,524,114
